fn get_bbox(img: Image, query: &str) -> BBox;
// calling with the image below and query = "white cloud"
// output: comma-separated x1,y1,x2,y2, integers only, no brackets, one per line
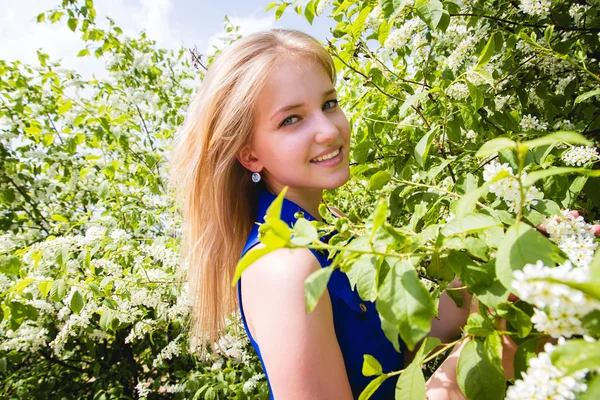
0,0,178,79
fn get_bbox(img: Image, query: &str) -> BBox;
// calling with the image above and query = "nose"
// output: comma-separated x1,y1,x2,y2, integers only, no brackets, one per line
312,111,340,145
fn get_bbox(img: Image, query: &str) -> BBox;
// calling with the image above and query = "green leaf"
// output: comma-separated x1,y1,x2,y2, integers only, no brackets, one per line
475,138,517,158
415,0,443,30
399,91,428,117
414,337,441,362
457,340,506,400
574,88,600,104
67,17,77,32
37,280,53,298
467,81,483,111
275,3,287,19
362,354,383,377
369,171,391,191
376,259,435,351
496,303,532,338
304,266,334,313
352,6,372,37
77,48,90,57
51,214,69,223
304,1,315,24
381,0,405,18
521,131,591,150
441,213,501,237
395,361,426,400
414,127,437,168
11,278,35,295
50,279,66,302
346,254,378,302
513,338,539,379
99,310,115,332
476,34,495,69
70,290,84,314
550,340,600,375
359,374,389,400
495,222,554,289
290,218,318,246
265,1,278,12
581,374,600,400
454,182,490,217
524,167,600,186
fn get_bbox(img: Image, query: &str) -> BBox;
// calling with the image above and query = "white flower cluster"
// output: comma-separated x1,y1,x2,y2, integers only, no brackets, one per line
518,0,552,17
135,380,152,398
512,261,600,338
384,19,422,50
153,334,183,368
464,129,477,142
444,37,474,72
365,5,382,31
242,373,266,394
561,146,599,166
165,383,186,393
543,209,598,268
520,114,548,131
568,4,589,25
0,321,49,353
506,339,588,400
316,0,333,16
483,160,543,213
446,82,470,100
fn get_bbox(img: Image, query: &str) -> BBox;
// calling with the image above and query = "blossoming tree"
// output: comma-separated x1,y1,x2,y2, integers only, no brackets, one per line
1,0,600,399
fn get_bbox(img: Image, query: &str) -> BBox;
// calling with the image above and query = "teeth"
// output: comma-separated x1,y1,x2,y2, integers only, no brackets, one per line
312,147,340,162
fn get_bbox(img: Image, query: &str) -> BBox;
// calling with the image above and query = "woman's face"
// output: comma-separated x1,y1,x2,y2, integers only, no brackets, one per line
239,58,351,195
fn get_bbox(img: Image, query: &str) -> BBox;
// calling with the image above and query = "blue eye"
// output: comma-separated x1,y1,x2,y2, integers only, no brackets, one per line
323,99,338,110
280,115,299,127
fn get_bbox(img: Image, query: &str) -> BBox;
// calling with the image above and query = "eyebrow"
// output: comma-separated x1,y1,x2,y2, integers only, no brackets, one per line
270,88,337,121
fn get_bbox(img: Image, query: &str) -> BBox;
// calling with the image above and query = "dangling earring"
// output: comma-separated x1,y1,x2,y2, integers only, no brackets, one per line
251,171,261,183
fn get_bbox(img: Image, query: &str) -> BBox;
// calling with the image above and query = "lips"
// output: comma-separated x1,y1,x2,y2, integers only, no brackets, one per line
310,146,342,163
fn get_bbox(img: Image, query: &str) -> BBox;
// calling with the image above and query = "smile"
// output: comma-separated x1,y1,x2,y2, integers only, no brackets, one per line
311,147,341,162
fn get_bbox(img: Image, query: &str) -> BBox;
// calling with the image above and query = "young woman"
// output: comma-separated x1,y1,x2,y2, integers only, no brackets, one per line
169,29,503,399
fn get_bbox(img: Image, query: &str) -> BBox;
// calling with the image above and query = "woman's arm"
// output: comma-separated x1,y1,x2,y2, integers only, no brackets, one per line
241,245,354,400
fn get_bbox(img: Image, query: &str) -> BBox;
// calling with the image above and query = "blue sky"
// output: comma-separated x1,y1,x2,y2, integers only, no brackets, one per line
0,0,335,78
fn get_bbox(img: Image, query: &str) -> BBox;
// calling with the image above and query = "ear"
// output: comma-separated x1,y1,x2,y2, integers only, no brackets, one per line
237,145,263,173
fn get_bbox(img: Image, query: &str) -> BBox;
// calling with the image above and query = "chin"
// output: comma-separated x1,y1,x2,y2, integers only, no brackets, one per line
320,169,351,190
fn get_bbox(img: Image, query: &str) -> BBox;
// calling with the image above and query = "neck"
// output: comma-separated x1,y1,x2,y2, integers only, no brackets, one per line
266,183,324,222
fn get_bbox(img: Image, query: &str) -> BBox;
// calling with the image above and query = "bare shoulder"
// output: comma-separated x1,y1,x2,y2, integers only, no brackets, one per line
242,244,320,285
240,244,353,399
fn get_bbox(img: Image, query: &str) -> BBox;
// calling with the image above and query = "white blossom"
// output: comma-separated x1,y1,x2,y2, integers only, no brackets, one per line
365,5,382,31
506,340,588,400
446,82,469,100
384,19,422,50
482,160,543,213
561,146,599,166
542,209,598,268
135,380,152,398
152,333,183,367
512,260,600,337
444,37,475,72
242,373,265,394
518,0,552,17
520,114,548,131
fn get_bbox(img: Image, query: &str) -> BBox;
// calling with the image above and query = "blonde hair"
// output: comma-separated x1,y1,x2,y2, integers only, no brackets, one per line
168,29,337,350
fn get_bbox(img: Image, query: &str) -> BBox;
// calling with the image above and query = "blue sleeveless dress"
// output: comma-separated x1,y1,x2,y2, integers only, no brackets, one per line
237,189,405,399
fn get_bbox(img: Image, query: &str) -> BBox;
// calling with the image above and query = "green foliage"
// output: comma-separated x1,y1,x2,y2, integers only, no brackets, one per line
2,0,600,398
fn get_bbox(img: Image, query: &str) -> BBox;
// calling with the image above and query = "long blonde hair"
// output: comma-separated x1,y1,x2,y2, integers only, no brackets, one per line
168,29,337,349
